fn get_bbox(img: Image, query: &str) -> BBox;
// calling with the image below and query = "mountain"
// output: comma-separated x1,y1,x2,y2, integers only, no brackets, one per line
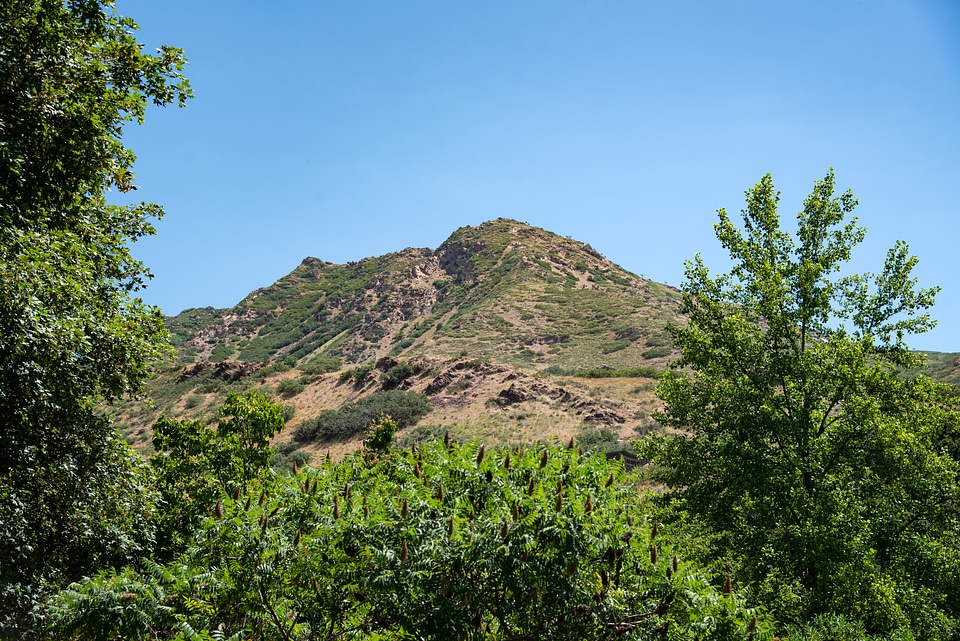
116,219,680,456
165,218,681,370
115,218,958,459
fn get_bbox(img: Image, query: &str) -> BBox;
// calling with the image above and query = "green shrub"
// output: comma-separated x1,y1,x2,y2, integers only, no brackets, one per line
576,426,621,453
299,356,341,376
571,366,663,379
208,344,234,362
380,362,415,390
271,441,311,473
293,390,431,443
47,442,770,640
641,347,672,360
277,378,305,398
337,363,375,387
600,339,631,354
184,394,204,409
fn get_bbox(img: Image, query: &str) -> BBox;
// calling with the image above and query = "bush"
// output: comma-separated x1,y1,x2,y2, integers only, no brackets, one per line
395,424,449,448
184,394,204,409
299,356,341,376
46,442,771,641
271,441,311,473
277,378,305,398
576,426,621,453
641,347,672,360
571,366,663,379
380,362,416,390
293,390,431,443
338,363,375,387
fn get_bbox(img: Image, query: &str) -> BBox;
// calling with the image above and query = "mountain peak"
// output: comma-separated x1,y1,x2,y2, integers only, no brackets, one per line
165,219,682,371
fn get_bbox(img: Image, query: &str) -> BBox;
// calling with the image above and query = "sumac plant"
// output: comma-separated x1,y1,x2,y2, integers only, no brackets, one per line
48,441,771,640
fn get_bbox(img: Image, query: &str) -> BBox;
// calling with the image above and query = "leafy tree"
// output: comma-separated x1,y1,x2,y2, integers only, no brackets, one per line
0,0,189,634
46,441,772,640
639,171,960,637
151,392,285,560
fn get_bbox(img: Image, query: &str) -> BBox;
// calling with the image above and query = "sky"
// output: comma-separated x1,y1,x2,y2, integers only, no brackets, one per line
116,0,960,351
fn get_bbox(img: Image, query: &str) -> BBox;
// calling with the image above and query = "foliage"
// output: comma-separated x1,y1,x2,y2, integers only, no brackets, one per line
46,441,772,640
576,426,622,453
379,361,416,390
271,441,311,474
276,378,305,398
362,416,398,453
547,365,663,379
292,390,431,443
638,171,960,637
0,0,190,634
338,363,375,387
150,392,285,559
299,355,342,376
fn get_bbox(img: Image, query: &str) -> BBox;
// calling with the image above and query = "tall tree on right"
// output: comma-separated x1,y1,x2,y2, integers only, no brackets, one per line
641,170,960,638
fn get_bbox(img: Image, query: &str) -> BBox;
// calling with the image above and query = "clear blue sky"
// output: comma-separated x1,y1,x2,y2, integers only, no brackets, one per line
117,0,960,351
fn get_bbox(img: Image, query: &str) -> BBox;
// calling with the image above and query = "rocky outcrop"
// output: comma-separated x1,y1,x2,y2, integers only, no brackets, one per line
178,361,263,383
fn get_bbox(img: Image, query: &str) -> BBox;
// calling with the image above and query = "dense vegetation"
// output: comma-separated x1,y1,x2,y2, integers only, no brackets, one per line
3,1,959,638
44,434,769,640
640,171,960,639
0,0,190,635
292,390,432,443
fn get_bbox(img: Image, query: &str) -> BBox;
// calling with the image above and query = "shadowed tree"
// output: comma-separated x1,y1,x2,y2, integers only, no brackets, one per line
0,0,190,634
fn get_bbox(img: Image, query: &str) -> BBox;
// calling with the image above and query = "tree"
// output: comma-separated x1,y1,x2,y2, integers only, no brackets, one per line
640,170,960,637
150,392,286,560
0,0,190,634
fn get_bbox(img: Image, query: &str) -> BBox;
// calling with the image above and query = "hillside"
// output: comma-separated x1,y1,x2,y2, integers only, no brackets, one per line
116,218,959,459
165,218,681,370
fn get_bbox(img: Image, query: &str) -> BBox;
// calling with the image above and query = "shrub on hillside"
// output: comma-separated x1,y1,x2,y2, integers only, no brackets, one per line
380,362,415,390
277,378,305,398
292,390,431,443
